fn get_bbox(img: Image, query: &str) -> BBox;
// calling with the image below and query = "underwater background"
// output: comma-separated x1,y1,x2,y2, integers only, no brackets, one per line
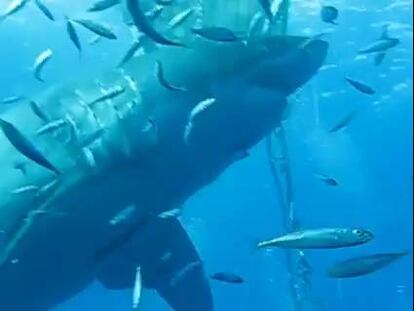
0,0,412,310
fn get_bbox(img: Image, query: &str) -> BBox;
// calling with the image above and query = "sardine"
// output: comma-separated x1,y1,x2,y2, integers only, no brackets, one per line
80,147,97,169
125,0,185,47
190,98,216,120
0,118,60,174
87,0,120,12
74,19,117,40
358,38,400,54
184,98,216,143
132,266,142,309
109,205,136,226
169,261,202,287
257,228,374,249
36,179,60,198
345,77,376,95
11,185,39,195
118,40,141,67
313,172,339,186
36,119,66,136
66,18,82,54
329,110,358,133
168,7,195,29
34,0,55,21
144,4,164,20
191,26,239,42
0,0,29,22
29,101,49,123
88,86,125,107
1,96,24,105
155,61,186,92
33,49,53,82
211,272,244,284
327,252,409,278
157,207,182,219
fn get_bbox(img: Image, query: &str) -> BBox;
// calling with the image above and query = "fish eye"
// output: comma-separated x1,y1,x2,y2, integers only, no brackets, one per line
352,229,364,236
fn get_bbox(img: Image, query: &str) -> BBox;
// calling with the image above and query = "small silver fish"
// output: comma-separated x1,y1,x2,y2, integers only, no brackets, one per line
313,172,339,186
109,205,136,226
33,49,53,82
118,40,141,67
35,179,60,199
184,98,216,143
34,0,55,21
0,0,29,22
329,110,358,133
157,207,182,219
169,261,202,287
257,228,374,249
74,19,117,40
29,101,49,123
66,18,82,54
345,77,375,95
144,4,164,20
327,252,409,278
0,118,60,174
191,26,239,42
132,266,142,309
155,61,186,92
126,0,185,47
11,185,39,195
123,74,139,92
81,147,97,169
358,38,400,54
168,7,195,29
1,96,24,105
211,272,244,284
88,86,125,107
190,98,216,120
36,119,66,136
87,0,121,12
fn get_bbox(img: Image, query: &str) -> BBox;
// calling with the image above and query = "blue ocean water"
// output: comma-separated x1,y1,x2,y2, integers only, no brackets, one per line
0,0,412,310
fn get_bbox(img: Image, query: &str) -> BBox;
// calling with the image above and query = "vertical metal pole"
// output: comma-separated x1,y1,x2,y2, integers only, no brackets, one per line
265,1,314,310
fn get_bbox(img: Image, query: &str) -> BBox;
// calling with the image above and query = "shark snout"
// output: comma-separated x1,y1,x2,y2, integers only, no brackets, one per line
247,37,329,95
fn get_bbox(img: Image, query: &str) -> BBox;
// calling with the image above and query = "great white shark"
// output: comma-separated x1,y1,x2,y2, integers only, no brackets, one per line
0,21,328,310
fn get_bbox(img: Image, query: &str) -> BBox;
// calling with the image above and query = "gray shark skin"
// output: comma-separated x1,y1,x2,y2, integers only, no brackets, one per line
0,36,328,310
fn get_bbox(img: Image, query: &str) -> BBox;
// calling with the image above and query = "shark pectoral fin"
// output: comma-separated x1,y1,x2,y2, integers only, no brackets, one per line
97,218,213,311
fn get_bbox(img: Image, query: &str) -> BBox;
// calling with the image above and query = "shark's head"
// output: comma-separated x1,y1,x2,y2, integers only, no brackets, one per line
244,35,329,94
150,35,329,192
178,35,329,153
